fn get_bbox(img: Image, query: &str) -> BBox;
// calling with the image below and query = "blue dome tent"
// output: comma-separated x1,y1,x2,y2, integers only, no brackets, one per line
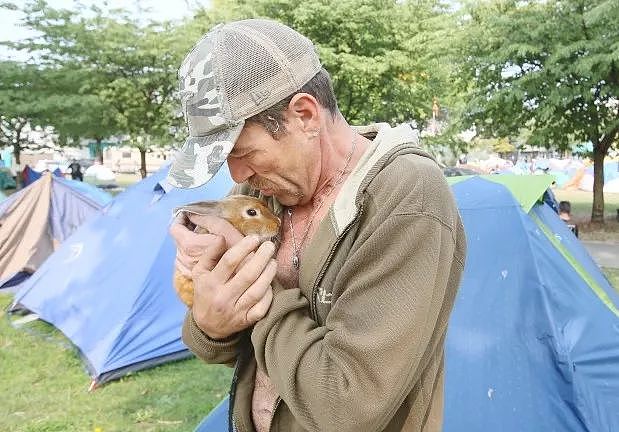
443,175,618,432
20,165,64,186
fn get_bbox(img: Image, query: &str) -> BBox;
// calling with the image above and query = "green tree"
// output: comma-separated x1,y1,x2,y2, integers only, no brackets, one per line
259,0,457,125
0,61,62,185
458,0,619,223
493,137,515,158
4,1,200,177
190,0,459,128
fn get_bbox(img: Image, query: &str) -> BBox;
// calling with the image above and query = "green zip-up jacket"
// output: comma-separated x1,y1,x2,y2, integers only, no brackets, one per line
182,123,466,432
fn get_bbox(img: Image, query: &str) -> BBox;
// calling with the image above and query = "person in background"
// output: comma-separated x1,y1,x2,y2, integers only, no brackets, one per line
559,200,579,237
68,159,83,182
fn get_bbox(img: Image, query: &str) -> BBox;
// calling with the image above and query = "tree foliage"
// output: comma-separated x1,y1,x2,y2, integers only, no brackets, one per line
190,0,460,128
3,0,200,175
0,61,60,170
457,0,619,222
1,0,466,173
252,0,458,126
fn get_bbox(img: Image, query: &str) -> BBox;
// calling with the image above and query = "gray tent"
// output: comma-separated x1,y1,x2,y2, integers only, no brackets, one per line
0,173,111,289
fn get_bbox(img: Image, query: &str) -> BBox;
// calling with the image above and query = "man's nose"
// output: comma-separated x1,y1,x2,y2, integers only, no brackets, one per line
227,157,254,184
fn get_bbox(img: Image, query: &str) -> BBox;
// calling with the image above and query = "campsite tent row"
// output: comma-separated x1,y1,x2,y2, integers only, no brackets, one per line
8,169,619,431
578,161,619,193
474,158,619,193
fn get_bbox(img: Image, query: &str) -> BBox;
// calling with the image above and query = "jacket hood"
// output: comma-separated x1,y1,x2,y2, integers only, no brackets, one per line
331,123,435,234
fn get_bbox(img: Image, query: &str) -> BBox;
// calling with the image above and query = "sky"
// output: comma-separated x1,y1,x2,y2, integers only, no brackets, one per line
0,0,209,60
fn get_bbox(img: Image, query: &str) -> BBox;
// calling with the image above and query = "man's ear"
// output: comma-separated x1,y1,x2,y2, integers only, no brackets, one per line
287,93,321,133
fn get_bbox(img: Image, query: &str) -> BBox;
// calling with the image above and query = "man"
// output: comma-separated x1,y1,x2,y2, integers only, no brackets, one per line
168,19,466,432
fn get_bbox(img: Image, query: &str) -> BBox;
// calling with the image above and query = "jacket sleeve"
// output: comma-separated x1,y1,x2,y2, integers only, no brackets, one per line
179,182,250,366
182,310,240,366
251,184,463,432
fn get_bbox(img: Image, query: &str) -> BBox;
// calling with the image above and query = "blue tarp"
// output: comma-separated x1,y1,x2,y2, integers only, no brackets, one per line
445,177,618,432
196,176,619,432
12,164,234,385
585,161,619,183
56,176,113,207
0,169,16,189
21,165,64,186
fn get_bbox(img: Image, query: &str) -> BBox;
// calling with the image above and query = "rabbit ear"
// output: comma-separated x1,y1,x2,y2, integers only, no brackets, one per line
173,201,222,217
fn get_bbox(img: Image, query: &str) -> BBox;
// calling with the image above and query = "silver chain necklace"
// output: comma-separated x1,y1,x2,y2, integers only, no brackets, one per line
288,136,357,269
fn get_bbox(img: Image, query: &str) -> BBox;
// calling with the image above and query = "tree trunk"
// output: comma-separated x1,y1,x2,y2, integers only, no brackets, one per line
94,137,104,164
13,141,22,189
12,122,25,189
591,143,605,224
139,148,147,179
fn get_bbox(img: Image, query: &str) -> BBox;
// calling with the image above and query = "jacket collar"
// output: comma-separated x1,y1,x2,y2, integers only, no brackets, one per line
331,123,424,234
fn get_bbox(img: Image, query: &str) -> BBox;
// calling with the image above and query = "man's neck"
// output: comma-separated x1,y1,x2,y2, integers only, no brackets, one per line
309,117,369,205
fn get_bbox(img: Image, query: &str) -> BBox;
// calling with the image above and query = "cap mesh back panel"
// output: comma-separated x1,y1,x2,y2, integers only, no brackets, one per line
219,30,283,114
242,20,311,64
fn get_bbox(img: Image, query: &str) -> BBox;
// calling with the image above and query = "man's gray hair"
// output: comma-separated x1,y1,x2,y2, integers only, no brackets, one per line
247,68,339,138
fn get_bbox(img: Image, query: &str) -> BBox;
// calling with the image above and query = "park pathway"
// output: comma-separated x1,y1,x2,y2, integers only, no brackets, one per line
582,240,619,269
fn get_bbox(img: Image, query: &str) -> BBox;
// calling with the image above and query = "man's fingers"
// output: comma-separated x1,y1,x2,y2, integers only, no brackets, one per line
227,242,276,298
193,234,228,274
245,286,274,323
236,259,277,311
169,221,193,244
187,214,244,248
175,257,193,278
171,226,222,257
177,249,199,267
210,235,263,282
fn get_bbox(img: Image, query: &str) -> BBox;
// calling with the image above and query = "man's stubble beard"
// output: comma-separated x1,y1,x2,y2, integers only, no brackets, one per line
247,175,305,202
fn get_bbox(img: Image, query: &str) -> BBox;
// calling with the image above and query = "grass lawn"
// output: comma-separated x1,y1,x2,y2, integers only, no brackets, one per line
0,294,232,432
603,267,619,294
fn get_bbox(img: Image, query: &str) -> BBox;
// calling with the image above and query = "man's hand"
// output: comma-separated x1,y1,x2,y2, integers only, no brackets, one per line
169,213,277,340
192,236,277,340
170,213,243,278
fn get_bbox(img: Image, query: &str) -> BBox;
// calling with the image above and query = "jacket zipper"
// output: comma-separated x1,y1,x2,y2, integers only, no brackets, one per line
229,330,252,432
228,360,241,432
310,205,365,321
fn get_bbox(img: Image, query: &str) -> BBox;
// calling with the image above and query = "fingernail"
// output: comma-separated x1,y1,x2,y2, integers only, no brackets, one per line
260,241,275,253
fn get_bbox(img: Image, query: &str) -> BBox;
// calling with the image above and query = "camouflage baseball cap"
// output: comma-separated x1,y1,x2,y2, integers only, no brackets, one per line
167,19,322,188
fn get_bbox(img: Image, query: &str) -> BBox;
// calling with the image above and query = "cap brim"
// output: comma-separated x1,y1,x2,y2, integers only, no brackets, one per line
166,122,244,189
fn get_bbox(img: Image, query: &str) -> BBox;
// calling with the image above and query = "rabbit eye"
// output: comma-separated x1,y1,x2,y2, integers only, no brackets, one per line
246,208,258,217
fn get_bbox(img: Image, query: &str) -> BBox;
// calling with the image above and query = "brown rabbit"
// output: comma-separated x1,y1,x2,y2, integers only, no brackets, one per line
173,195,281,308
